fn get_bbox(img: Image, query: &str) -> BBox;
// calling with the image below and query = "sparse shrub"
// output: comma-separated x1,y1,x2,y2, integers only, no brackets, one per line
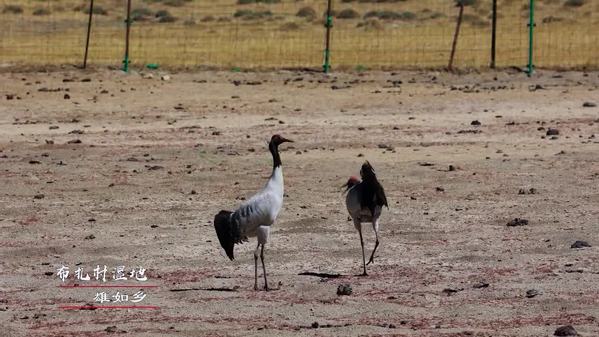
354,0,406,2
2,4,23,14
456,0,477,6
462,14,487,26
336,8,360,19
200,15,215,22
238,0,281,3
296,6,316,20
564,0,585,7
163,0,186,7
156,9,176,22
83,5,108,15
233,9,272,20
280,22,300,31
401,11,416,20
542,16,564,23
364,10,414,21
33,7,51,16
131,7,153,21
183,18,196,25
356,18,384,30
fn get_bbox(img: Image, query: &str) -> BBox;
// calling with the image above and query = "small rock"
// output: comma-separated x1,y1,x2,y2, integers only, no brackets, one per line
84,234,95,240
546,128,560,136
311,322,319,329
571,240,591,249
507,218,528,227
472,281,489,289
554,325,578,336
442,287,463,296
161,75,171,81
67,139,82,144
105,326,118,333
337,284,352,296
582,102,597,108
33,194,45,199
526,289,541,298
190,190,197,195
448,165,456,171
471,120,481,126
64,94,70,99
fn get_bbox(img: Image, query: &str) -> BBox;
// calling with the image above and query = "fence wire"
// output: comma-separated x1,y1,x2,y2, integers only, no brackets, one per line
0,0,597,70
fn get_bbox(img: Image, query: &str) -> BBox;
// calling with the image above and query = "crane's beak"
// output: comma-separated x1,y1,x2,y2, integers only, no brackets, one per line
281,137,294,143
341,181,352,193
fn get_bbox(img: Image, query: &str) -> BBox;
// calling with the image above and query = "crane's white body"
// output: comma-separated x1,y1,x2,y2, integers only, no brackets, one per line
233,166,284,243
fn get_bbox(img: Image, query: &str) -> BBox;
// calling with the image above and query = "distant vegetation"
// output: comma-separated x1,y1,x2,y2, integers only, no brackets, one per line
234,9,273,20
336,9,360,19
363,10,416,21
32,7,51,16
296,7,316,20
238,0,281,4
564,0,585,7
2,4,23,14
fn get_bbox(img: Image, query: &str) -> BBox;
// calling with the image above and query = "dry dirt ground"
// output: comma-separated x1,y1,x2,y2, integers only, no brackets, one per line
0,68,598,337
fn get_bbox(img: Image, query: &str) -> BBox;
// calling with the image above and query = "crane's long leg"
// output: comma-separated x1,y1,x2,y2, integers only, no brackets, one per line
253,243,260,291
356,220,368,276
260,244,268,291
367,218,380,265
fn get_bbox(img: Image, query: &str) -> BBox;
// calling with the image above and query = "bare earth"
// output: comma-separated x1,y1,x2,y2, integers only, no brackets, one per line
0,68,598,337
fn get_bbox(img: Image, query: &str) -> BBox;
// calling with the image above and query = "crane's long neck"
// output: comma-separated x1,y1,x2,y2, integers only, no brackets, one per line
268,142,284,192
269,142,282,170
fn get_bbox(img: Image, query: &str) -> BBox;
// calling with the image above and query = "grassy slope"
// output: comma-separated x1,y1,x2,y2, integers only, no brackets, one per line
0,0,597,69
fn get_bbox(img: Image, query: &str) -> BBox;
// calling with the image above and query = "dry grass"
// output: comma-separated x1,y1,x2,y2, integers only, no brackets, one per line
0,0,597,69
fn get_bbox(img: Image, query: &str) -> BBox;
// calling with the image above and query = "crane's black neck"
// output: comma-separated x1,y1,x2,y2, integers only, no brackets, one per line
269,141,282,169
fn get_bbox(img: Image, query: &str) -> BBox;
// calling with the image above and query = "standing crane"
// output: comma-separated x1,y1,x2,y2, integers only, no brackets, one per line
343,161,388,276
213,134,293,290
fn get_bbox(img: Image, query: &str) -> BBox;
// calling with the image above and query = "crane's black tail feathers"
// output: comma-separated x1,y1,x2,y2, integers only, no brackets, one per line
214,210,235,261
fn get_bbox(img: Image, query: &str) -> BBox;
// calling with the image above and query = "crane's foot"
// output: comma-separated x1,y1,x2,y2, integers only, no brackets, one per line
264,285,269,291
254,284,259,291
366,257,375,265
358,271,368,277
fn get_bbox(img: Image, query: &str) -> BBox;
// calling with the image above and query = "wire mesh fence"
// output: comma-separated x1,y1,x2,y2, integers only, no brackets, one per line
0,0,597,70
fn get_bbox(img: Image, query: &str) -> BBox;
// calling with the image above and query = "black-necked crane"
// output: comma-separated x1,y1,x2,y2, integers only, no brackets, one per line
343,161,388,276
213,134,293,290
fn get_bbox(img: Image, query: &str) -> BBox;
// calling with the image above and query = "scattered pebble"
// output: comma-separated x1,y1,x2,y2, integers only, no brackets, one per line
507,218,529,227
571,240,591,249
546,128,560,136
337,284,352,296
554,325,578,336
526,289,541,298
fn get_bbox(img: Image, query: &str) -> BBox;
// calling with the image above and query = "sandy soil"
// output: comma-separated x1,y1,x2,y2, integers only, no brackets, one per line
0,68,598,337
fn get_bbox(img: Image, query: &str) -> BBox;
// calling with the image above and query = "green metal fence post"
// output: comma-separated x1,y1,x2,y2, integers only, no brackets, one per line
527,0,535,76
122,0,132,72
323,0,333,73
